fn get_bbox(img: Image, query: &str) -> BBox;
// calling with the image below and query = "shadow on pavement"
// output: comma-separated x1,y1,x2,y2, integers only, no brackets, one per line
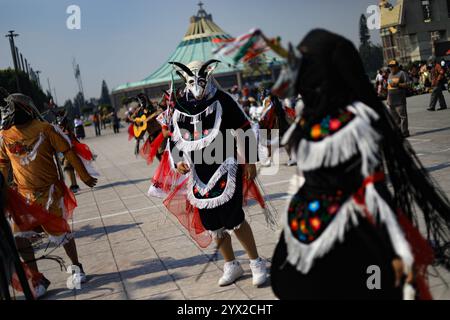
413,126,450,137
74,223,141,240
93,178,150,191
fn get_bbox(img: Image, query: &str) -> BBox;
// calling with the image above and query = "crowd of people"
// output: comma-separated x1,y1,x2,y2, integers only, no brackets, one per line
376,57,448,138
376,57,450,100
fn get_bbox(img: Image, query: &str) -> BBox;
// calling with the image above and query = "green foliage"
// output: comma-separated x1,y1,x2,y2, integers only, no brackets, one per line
359,14,370,47
358,14,383,78
360,44,384,79
120,96,129,106
0,68,49,111
99,80,111,105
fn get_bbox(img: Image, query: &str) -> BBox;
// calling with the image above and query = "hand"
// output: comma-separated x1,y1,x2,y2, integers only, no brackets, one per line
392,258,414,288
176,162,190,175
244,164,257,181
81,175,98,188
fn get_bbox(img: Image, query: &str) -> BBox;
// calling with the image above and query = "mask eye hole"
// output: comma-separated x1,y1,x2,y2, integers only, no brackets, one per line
188,80,195,85
198,79,206,87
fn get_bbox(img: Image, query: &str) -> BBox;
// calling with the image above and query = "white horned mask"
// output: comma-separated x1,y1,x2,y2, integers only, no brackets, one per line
169,60,220,101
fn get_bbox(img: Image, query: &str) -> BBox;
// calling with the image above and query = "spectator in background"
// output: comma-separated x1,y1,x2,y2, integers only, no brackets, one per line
427,57,448,111
375,69,384,97
387,59,410,138
112,111,120,134
93,112,101,137
74,116,85,140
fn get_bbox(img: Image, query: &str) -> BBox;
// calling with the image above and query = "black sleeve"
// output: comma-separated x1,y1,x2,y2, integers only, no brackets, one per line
220,92,258,164
169,139,185,166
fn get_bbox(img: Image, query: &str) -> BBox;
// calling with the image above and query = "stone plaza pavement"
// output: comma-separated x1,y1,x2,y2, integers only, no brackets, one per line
31,93,450,300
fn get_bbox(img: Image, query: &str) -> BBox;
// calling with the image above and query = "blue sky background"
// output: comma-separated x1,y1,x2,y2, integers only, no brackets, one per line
0,0,381,103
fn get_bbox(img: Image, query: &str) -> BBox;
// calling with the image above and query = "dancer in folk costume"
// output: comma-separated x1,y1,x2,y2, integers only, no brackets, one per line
127,94,159,157
56,114,99,193
162,60,270,287
253,88,294,167
270,29,450,300
147,90,186,199
0,90,97,298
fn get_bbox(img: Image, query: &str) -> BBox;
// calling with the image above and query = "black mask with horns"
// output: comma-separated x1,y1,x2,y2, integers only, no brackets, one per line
169,60,220,101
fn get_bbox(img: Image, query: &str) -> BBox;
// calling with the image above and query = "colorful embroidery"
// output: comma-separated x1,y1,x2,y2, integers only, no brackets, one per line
288,190,346,244
300,110,355,141
193,175,227,199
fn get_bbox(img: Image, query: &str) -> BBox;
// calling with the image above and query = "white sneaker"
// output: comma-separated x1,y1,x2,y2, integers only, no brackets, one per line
71,264,87,284
287,159,297,167
250,258,267,287
260,159,272,167
218,261,244,287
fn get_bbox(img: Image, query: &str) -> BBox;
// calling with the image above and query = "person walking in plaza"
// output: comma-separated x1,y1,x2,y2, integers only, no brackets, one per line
387,60,410,137
74,116,85,140
0,89,98,298
427,57,448,111
93,112,101,136
112,111,120,134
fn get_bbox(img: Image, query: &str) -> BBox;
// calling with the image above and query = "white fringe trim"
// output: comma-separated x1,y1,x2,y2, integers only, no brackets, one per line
284,196,360,274
51,124,72,147
296,102,381,176
45,184,55,210
364,184,414,273
18,133,45,166
172,100,222,152
187,157,238,210
284,184,414,274
209,222,244,239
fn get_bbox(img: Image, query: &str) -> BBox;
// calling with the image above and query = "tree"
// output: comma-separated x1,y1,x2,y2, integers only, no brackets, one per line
358,14,383,78
0,68,49,111
359,14,370,47
99,80,111,106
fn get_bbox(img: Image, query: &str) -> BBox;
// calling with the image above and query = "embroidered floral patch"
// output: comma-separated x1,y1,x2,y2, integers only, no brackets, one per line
300,110,355,141
288,190,346,244
193,176,228,200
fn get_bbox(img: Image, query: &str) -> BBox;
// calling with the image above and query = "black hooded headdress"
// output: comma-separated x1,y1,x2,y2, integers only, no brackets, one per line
284,29,450,269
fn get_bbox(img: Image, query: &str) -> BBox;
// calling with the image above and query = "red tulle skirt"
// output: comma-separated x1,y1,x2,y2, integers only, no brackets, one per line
140,133,165,165
6,187,72,235
397,211,434,300
162,165,266,248
149,151,182,194
128,124,134,141
72,140,94,161
163,178,212,248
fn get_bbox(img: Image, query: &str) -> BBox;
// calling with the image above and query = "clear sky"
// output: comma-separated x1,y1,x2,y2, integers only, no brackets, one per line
0,0,381,103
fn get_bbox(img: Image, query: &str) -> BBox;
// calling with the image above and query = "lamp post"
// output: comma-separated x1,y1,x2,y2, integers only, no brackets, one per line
5,30,21,92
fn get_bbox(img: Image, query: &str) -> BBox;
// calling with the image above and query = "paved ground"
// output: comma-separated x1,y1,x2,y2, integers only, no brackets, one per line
23,93,450,300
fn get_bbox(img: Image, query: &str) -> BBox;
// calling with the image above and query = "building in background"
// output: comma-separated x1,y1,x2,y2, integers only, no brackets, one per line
380,0,450,65
111,3,282,109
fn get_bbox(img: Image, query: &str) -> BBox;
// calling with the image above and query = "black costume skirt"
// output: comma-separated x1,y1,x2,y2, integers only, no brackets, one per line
271,217,403,300
198,167,245,232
